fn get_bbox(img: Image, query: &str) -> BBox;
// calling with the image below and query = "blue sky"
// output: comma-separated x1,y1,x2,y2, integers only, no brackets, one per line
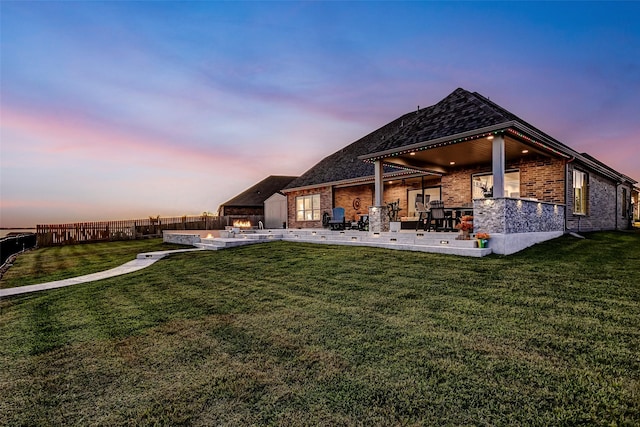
1,1,639,227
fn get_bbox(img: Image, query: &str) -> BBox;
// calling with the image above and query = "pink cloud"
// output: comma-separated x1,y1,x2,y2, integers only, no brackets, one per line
1,105,245,169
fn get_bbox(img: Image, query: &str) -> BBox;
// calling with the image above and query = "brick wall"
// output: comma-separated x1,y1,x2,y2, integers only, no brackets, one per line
442,168,475,206
518,156,565,203
286,186,332,229
285,156,633,231
221,206,263,216
566,164,633,231
441,156,566,206
334,185,374,222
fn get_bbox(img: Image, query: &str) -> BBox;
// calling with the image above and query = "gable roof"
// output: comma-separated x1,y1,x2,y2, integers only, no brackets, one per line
221,175,297,208
370,88,520,153
285,88,636,190
286,87,528,190
284,112,415,191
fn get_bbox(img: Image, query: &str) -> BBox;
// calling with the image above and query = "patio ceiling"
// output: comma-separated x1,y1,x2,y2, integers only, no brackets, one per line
381,135,550,175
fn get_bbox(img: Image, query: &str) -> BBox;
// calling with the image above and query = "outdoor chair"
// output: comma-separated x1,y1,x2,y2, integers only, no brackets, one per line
357,214,369,231
425,200,446,231
415,194,431,231
328,207,347,230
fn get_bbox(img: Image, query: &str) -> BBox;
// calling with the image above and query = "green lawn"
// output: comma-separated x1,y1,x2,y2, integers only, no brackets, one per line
0,238,188,289
1,232,639,425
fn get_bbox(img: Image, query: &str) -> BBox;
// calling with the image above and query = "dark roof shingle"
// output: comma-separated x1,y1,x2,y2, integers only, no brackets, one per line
222,175,297,207
285,88,636,189
284,112,415,190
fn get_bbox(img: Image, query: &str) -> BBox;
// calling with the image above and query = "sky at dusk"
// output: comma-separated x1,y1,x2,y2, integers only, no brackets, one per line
1,1,639,227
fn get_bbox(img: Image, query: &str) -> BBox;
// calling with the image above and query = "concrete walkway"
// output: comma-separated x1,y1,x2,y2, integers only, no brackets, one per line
0,248,204,298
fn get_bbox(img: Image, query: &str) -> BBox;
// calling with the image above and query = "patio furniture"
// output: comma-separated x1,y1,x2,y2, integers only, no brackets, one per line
386,199,402,222
425,200,450,231
415,194,431,231
357,214,369,231
328,207,347,230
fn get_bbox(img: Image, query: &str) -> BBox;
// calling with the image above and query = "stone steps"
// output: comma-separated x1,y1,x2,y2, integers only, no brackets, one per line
279,230,489,257
174,229,492,257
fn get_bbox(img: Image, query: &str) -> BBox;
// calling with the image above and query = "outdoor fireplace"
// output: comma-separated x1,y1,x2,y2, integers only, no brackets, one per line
232,220,252,229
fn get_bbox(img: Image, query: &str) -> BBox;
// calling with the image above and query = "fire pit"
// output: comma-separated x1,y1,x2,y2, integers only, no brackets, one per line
232,220,252,229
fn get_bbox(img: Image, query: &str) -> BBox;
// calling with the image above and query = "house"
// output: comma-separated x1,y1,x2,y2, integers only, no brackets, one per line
282,88,637,254
218,175,297,217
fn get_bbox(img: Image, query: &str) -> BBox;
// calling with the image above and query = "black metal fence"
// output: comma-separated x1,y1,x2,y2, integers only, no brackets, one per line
1,233,37,266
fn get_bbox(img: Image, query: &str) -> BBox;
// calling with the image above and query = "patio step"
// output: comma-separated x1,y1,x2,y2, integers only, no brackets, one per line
281,230,475,245
280,230,491,257
178,229,492,257
195,231,286,250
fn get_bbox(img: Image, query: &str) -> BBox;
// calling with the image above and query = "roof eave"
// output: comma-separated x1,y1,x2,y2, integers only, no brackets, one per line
282,170,423,193
358,122,516,162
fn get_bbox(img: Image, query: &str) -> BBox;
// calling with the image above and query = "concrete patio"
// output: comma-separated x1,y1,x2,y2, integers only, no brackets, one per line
164,229,493,257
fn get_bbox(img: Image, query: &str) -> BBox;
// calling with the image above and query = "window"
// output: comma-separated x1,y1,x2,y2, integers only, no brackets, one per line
296,194,321,221
573,170,588,214
407,187,441,217
622,188,628,218
472,171,520,199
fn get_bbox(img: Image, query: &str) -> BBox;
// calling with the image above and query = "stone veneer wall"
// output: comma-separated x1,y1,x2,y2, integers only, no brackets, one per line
474,198,564,234
163,232,201,245
368,205,390,233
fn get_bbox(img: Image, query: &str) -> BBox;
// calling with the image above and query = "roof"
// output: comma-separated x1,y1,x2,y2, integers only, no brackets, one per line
285,88,636,190
284,112,414,190
579,153,636,185
370,88,519,153
221,175,297,208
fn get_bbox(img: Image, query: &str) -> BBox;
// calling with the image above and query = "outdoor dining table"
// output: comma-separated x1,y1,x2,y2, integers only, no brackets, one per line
445,206,474,217
442,205,474,231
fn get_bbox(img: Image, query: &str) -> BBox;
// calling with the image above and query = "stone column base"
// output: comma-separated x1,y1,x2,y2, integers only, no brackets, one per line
369,206,390,233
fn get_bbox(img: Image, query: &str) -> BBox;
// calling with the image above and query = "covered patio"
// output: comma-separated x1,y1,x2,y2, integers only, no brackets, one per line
282,88,635,254
361,124,568,255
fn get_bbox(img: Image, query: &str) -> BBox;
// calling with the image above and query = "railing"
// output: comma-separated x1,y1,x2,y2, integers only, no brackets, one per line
36,215,264,247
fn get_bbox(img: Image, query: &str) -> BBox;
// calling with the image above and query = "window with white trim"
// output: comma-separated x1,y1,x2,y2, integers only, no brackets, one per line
296,194,321,221
573,170,588,215
472,170,520,199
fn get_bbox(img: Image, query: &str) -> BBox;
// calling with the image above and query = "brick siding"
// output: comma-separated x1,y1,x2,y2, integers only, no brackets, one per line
566,164,633,231
442,156,566,206
286,186,332,229
334,185,374,222
221,207,264,216
518,156,565,203
286,157,632,231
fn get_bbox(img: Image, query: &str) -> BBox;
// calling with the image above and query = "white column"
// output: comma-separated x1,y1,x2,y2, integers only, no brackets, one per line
492,135,505,198
374,160,384,206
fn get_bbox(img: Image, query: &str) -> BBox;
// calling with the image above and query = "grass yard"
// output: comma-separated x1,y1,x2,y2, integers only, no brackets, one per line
0,238,189,289
1,232,639,425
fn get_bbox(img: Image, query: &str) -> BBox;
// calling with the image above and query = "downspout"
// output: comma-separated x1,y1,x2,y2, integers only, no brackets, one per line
565,157,575,233
615,181,620,231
